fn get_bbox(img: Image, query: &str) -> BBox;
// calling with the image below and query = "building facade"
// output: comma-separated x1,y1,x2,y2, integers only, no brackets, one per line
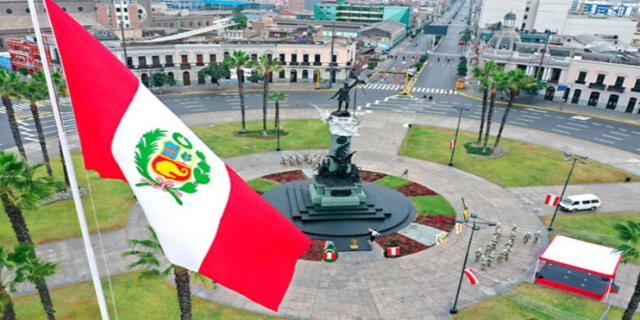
109,41,356,86
314,1,412,28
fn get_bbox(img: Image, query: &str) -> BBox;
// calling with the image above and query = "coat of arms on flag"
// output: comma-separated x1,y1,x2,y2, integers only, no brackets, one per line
135,129,211,205
544,194,560,206
464,268,479,285
322,242,338,262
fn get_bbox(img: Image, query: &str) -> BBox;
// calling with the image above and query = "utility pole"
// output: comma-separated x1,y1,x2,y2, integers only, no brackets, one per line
329,21,336,88
547,153,588,231
536,31,550,81
448,106,469,167
120,20,129,67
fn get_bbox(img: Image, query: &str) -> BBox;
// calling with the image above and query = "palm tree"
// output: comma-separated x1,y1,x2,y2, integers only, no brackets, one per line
493,70,539,149
0,70,26,160
18,72,52,176
614,220,640,320
0,151,58,320
223,50,251,132
482,69,505,152
269,91,286,131
249,54,283,134
50,72,71,187
472,61,498,144
123,227,211,320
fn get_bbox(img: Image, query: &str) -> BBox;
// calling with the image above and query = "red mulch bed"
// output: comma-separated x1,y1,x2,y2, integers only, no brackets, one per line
415,215,456,232
262,170,308,183
374,233,428,256
396,182,438,197
299,239,326,261
359,171,387,182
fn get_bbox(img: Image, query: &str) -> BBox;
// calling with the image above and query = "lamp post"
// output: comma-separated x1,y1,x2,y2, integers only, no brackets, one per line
120,21,129,67
535,30,551,81
448,105,470,167
547,153,588,231
329,21,336,88
450,213,496,314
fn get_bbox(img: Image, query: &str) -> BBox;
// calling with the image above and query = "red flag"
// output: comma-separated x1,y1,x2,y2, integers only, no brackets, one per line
544,194,560,206
449,139,456,149
44,0,310,311
464,268,478,285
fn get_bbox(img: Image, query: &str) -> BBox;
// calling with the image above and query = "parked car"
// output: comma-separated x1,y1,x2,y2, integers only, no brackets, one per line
558,194,601,213
458,40,466,45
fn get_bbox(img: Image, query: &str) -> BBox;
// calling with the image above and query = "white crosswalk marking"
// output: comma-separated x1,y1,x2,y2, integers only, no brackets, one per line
362,83,457,95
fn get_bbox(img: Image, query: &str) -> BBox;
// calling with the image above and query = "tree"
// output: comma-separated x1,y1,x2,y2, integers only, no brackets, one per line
123,227,211,320
249,54,282,134
269,91,286,130
232,12,248,29
614,220,640,320
0,70,26,160
50,71,71,188
493,69,539,148
482,69,505,152
472,61,499,145
457,60,467,77
0,151,58,320
18,72,52,176
150,69,176,94
224,51,251,132
197,62,229,88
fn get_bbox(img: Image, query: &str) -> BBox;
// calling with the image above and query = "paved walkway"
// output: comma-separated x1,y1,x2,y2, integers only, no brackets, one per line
11,108,640,319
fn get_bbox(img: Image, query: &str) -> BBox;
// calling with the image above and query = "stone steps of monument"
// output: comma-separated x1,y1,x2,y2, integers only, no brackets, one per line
288,185,390,221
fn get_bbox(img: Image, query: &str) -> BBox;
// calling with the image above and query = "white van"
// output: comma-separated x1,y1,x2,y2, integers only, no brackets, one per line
558,194,601,213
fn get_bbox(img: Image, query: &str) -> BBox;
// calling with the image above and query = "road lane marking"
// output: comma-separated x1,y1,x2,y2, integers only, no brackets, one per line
602,134,623,141
515,117,534,123
556,125,580,131
552,129,572,135
594,138,615,145
564,122,589,128
609,131,630,137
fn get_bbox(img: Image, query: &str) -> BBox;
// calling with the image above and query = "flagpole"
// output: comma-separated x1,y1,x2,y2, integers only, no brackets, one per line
26,0,111,319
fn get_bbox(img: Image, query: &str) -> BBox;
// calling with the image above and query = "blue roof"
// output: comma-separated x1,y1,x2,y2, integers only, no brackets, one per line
199,0,254,6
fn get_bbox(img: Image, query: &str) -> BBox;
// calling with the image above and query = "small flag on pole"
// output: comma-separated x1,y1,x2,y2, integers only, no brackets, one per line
464,268,479,285
322,243,338,262
450,139,456,149
544,194,560,206
386,246,400,257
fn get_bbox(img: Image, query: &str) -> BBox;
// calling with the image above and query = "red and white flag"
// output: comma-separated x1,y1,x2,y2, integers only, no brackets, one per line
464,268,479,285
544,194,560,206
44,0,310,311
449,139,456,149
386,247,400,257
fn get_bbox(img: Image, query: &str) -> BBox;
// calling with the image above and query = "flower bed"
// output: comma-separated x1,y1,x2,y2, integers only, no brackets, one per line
299,239,326,261
374,233,429,256
262,170,308,183
396,182,438,197
415,215,456,232
359,171,387,182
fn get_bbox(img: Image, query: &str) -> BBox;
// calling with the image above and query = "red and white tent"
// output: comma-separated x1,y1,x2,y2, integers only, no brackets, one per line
533,235,623,300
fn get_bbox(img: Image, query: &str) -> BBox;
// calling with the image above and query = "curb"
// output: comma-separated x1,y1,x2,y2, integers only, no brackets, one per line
157,87,337,97
457,92,640,127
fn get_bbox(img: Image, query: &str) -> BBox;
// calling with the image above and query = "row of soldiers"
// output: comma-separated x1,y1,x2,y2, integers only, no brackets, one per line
474,225,542,271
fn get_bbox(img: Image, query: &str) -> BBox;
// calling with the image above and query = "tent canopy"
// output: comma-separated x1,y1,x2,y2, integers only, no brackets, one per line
539,236,622,278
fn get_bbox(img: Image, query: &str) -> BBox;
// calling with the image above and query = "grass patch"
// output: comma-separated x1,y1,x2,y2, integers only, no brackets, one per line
193,119,328,158
247,178,280,194
374,175,411,189
235,129,289,138
399,126,631,187
540,212,640,264
13,271,285,320
0,152,134,245
411,195,456,216
463,142,493,156
454,282,624,320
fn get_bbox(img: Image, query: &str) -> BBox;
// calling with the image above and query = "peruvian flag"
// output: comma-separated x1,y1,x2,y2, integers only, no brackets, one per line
44,0,310,311
322,251,336,261
464,268,479,285
386,246,400,257
449,139,456,149
544,194,560,206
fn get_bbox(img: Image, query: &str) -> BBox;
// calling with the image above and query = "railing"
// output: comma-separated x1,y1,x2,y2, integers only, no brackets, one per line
302,61,310,66
607,85,625,93
631,87,640,93
313,61,322,66
588,83,605,90
165,63,175,67
180,63,191,69
574,79,586,84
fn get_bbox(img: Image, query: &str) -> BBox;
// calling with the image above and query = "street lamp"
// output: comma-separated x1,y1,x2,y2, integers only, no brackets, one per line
450,212,496,314
547,153,588,231
448,105,470,167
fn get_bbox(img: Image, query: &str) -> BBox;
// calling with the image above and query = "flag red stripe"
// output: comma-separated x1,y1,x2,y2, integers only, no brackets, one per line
198,166,310,311
464,268,478,285
46,0,138,181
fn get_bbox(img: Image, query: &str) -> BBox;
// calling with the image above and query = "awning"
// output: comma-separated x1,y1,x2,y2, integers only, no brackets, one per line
539,235,622,278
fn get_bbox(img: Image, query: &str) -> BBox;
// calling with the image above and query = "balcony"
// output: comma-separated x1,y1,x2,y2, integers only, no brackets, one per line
279,60,286,65
588,82,605,90
150,64,162,69
574,79,586,84
631,87,640,93
137,64,148,69
313,61,322,66
180,63,191,70
302,61,310,66
196,62,205,66
290,62,299,66
607,85,625,93
165,63,175,67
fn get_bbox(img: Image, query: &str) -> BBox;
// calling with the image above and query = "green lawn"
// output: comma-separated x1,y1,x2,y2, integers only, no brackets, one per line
373,175,411,189
540,212,640,264
14,271,285,320
0,152,134,245
192,120,329,158
247,178,280,194
454,283,624,320
399,126,631,187
411,195,456,216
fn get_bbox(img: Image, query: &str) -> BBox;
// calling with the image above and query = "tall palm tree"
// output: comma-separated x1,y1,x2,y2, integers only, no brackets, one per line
472,61,498,144
0,70,26,160
18,72,52,176
493,70,539,148
0,244,56,320
49,71,71,188
249,54,283,134
123,227,211,320
224,50,251,132
482,69,505,152
269,91,286,130
614,220,640,320
0,151,58,320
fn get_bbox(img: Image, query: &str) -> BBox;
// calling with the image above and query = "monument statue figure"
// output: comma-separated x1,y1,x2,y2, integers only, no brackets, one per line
329,78,365,115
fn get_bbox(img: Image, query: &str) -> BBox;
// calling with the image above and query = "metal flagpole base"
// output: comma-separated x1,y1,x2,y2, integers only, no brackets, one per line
449,306,458,314
547,226,554,231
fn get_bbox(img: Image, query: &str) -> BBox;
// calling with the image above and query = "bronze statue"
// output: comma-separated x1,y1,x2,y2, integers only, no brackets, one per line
329,78,365,115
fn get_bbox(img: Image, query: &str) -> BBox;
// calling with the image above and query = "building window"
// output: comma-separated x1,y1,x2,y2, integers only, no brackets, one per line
588,91,600,106
525,7,530,12
152,55,160,66
116,7,121,12
196,54,204,66
6,8,13,14
181,55,189,65
291,54,298,64
576,71,587,84
279,53,286,64
25,8,30,13
251,53,257,61
62,7,67,11
632,79,640,92
267,53,273,61
165,55,174,66
595,73,605,84
138,56,147,67
78,6,83,11
124,8,128,12
209,54,216,63
279,70,285,79
614,76,625,87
